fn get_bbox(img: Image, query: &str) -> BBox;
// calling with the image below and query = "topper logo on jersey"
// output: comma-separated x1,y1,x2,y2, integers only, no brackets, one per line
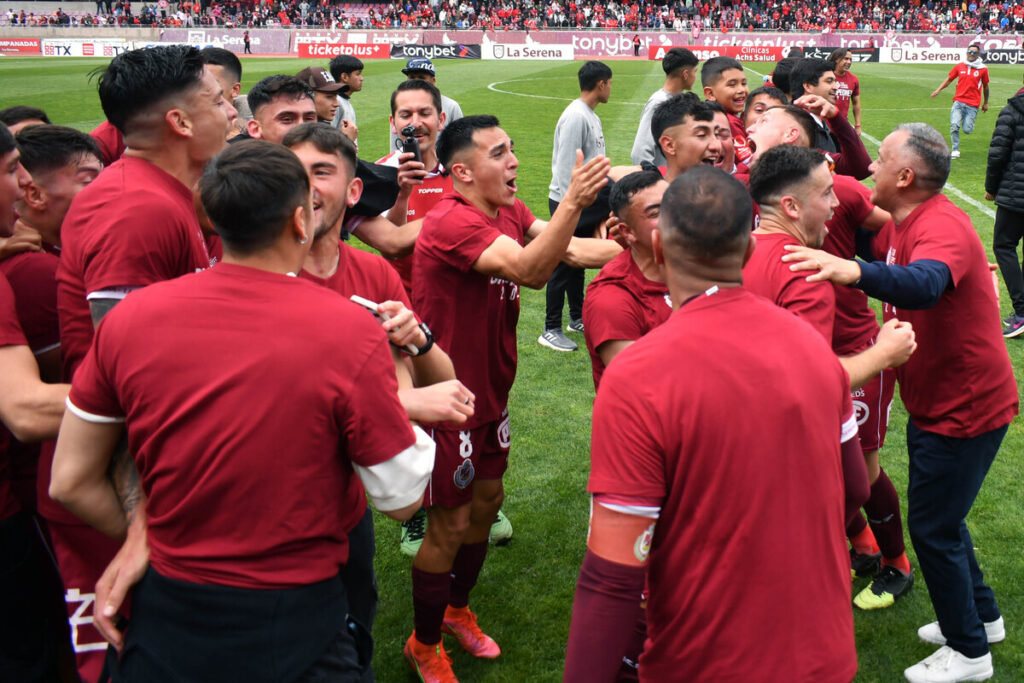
497,410,511,449
853,400,870,426
65,589,108,654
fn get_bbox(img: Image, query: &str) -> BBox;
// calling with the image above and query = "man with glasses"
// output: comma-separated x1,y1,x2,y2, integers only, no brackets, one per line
931,44,989,159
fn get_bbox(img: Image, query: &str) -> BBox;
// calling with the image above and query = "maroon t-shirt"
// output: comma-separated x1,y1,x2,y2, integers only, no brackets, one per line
0,273,27,521
412,192,535,430
69,264,415,589
743,231,835,341
590,286,857,681
834,71,860,121
48,156,212,524
823,174,879,355
872,193,1018,437
582,249,671,389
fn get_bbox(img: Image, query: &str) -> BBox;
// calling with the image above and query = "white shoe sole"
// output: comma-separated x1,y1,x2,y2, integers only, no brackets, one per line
918,617,1005,645
537,335,577,352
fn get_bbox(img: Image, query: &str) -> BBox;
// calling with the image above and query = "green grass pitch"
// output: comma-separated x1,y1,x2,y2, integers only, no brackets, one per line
2,55,1022,681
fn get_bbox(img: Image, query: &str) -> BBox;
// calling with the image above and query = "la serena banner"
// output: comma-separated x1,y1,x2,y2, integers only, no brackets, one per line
298,42,389,59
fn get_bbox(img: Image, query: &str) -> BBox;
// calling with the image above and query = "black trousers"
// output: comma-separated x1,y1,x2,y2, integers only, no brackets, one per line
993,205,1024,315
544,198,593,330
110,568,368,682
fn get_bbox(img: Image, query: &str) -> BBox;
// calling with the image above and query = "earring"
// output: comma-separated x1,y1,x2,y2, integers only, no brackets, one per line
298,235,308,245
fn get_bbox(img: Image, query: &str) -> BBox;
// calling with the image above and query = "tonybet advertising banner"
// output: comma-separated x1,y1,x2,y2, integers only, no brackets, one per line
482,43,573,60
298,42,389,59
390,43,481,59
648,44,787,62
0,38,40,54
41,38,128,57
980,49,1024,65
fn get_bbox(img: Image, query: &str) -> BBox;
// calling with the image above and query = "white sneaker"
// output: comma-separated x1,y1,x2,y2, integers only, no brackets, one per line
950,150,961,159
918,617,1005,646
904,646,993,683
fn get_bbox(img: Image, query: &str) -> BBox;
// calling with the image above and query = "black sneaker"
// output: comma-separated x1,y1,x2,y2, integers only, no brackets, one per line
1003,314,1024,338
850,547,881,579
566,318,584,334
854,565,913,610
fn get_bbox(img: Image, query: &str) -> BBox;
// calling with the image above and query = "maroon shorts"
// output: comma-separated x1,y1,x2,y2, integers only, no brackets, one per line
425,408,511,508
47,518,124,683
851,368,896,452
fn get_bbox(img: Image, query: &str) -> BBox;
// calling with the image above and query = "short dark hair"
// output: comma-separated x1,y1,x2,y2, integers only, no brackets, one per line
767,105,818,148
770,57,799,97
660,166,752,261
828,48,851,65
0,123,15,157
0,105,51,128
97,45,205,135
897,123,950,192
247,75,314,118
663,47,698,76
329,54,364,81
14,125,102,176
200,46,242,83
609,169,664,219
651,92,713,154
200,140,310,255
437,115,500,171
578,60,612,92
700,56,743,88
789,58,835,101
390,79,442,117
749,144,826,206
743,86,789,125
282,122,357,176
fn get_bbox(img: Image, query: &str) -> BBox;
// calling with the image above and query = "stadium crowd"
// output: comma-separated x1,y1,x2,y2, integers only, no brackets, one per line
0,42,1018,683
4,0,1022,32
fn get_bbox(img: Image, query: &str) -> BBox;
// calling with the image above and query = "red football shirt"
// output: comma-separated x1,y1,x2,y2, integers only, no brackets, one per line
590,287,857,681
949,62,989,108
377,152,454,295
0,249,60,354
0,273,27,522
872,193,1017,437
582,249,671,389
68,264,416,589
823,174,879,355
412,192,535,430
57,156,212,382
743,231,836,341
834,71,860,121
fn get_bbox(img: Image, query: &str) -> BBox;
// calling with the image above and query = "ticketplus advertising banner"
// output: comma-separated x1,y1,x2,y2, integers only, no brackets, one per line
298,42,390,59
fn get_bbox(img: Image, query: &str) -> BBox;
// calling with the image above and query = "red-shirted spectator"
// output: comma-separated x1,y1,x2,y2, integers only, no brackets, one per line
930,44,989,159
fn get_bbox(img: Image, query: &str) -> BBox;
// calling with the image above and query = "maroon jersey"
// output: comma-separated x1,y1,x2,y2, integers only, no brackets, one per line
728,112,753,168
873,193,1018,437
824,174,879,355
834,71,860,121
377,152,454,295
57,156,212,382
590,286,857,682
582,249,671,389
68,264,415,589
743,231,835,341
0,249,60,354
0,273,27,522
412,192,534,430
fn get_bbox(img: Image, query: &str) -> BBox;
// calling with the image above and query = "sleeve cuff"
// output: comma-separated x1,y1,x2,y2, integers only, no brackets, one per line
66,397,125,424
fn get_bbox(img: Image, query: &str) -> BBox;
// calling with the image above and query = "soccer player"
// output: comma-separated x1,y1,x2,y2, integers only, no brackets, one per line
52,45,232,682
541,60,612,353
630,47,698,166
0,105,50,135
50,139,434,680
329,53,363,142
652,93,722,180
784,123,1017,683
243,74,318,143
931,44,989,159
199,47,244,139
390,58,463,154
564,166,868,681
789,58,871,179
296,65,346,124
700,56,751,169
829,48,862,133
406,115,609,681
741,85,788,136
705,101,737,173
582,169,670,387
